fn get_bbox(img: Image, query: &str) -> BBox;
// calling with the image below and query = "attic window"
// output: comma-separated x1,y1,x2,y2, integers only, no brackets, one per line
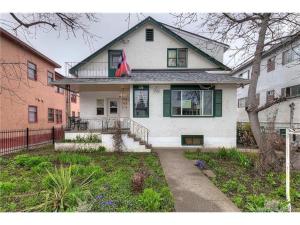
145,29,154,41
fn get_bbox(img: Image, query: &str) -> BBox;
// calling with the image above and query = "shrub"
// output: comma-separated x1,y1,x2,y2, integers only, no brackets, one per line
15,154,48,167
132,172,146,193
159,187,174,211
237,122,256,147
32,162,53,174
0,181,16,195
139,188,161,212
38,166,93,212
57,153,92,165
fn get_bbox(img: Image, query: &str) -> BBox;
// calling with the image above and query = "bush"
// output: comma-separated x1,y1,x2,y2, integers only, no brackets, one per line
15,154,48,167
237,122,256,147
139,188,161,212
39,166,93,212
57,153,92,165
32,162,53,174
0,181,16,195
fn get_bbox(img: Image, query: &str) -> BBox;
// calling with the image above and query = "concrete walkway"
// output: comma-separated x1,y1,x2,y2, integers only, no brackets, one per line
155,149,240,212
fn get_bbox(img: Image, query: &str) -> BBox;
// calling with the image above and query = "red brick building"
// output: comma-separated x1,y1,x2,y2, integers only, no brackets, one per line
0,27,79,130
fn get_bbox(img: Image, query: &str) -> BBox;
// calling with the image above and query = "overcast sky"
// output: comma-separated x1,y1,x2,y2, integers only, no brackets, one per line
0,13,232,74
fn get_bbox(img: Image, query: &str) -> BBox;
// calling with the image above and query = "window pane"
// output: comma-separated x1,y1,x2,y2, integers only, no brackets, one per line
110,108,118,114
134,89,148,117
178,49,186,58
171,90,181,115
28,106,37,122
178,58,187,67
110,101,118,108
97,108,104,115
28,69,35,79
203,91,213,115
97,99,104,107
168,59,176,67
168,50,177,58
111,55,122,68
182,90,201,115
48,72,53,84
184,137,193,145
193,137,202,145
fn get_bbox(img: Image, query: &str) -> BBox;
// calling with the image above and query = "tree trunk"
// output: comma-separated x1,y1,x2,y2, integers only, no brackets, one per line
247,13,279,172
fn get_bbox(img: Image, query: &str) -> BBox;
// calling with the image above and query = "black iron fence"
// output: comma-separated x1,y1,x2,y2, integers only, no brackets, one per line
0,126,64,156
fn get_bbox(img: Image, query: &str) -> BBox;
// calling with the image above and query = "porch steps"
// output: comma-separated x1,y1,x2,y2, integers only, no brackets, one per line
127,132,152,151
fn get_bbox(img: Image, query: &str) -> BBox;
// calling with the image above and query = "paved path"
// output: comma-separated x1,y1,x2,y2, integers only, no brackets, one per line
155,149,240,212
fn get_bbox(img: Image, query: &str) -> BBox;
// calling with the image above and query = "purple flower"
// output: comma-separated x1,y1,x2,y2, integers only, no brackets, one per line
102,200,114,206
194,160,206,169
96,195,104,199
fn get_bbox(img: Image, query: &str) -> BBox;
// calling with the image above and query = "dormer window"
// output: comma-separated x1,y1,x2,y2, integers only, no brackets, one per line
145,29,154,41
167,48,188,67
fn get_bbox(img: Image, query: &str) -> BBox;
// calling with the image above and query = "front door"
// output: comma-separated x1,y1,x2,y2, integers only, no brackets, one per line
107,99,119,117
108,50,122,77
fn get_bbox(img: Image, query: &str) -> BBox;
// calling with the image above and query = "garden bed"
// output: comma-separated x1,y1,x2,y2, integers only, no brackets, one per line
185,148,300,212
0,146,174,212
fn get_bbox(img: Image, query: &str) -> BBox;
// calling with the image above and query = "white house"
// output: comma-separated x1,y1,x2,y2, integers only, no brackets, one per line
232,35,300,134
53,17,248,150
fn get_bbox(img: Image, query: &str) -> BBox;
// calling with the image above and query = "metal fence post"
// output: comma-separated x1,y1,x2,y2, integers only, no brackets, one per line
52,126,55,144
26,128,29,150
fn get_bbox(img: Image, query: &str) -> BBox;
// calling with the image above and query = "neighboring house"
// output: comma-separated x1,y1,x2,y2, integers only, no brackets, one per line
53,17,248,149
232,34,300,133
0,27,72,130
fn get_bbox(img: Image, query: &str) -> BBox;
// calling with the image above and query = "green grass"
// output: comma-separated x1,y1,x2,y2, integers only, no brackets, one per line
0,146,174,212
185,148,300,212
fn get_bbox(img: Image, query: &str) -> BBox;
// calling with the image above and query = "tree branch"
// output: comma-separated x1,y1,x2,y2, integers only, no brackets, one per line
10,13,56,29
255,97,287,112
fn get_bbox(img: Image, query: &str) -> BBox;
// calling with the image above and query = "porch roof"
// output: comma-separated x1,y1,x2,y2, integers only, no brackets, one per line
51,70,249,92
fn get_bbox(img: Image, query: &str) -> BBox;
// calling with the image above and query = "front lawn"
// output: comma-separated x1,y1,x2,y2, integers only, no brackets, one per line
185,148,300,212
0,146,174,212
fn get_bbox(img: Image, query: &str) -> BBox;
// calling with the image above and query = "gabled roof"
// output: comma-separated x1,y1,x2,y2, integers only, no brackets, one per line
70,16,230,74
0,27,61,68
161,22,229,50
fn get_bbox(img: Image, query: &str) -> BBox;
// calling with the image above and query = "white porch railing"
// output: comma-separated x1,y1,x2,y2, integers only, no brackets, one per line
67,117,149,145
65,62,109,78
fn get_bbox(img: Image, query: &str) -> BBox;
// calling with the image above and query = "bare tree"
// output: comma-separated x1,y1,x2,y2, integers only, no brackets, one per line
173,13,300,172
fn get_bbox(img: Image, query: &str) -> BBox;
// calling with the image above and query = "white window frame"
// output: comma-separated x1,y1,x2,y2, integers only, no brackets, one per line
171,90,214,117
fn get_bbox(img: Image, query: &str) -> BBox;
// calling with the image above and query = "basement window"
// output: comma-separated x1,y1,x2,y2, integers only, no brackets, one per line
181,135,204,146
145,29,154,41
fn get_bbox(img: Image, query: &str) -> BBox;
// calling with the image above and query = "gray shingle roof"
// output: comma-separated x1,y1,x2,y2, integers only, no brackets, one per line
52,70,249,86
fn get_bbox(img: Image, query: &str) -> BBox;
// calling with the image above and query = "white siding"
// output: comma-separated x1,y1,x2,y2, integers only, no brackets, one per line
130,84,237,148
77,22,220,78
233,40,300,124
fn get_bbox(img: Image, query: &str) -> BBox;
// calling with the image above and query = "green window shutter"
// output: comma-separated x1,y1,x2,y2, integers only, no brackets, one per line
163,90,171,117
214,90,222,117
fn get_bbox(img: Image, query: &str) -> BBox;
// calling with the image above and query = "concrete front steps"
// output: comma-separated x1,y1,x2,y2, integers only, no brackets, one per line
64,130,152,152
102,132,152,152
